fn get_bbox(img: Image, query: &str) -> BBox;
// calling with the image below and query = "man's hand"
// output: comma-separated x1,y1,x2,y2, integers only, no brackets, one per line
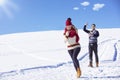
85,22,88,26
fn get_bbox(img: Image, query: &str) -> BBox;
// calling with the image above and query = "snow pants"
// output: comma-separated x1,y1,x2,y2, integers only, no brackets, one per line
68,47,81,71
89,43,99,63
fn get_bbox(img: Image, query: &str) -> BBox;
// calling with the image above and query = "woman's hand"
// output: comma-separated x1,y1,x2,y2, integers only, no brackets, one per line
65,31,70,37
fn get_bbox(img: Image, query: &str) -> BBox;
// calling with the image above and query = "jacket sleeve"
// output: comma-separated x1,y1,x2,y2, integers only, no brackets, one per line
83,25,90,33
76,33,79,42
63,28,67,35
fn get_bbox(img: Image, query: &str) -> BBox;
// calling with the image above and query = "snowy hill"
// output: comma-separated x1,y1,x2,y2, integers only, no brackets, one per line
0,29,120,80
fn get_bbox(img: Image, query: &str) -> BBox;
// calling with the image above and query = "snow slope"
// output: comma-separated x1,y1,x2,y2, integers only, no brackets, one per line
0,29,120,80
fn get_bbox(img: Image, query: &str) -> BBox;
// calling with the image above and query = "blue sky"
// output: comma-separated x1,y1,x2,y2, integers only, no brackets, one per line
0,0,120,34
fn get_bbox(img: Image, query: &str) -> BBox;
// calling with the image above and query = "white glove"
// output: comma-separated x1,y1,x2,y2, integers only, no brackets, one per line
64,35,68,43
65,31,70,37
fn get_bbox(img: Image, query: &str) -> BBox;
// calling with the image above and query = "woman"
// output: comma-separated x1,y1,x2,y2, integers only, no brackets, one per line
63,18,81,78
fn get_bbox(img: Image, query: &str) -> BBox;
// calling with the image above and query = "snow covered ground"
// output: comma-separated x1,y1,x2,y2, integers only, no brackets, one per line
0,28,120,80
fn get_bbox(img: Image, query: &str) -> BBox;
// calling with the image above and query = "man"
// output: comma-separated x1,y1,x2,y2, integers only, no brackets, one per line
83,23,99,67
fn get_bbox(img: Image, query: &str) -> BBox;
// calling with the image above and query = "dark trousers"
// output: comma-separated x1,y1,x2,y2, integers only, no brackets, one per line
89,43,99,63
68,47,81,71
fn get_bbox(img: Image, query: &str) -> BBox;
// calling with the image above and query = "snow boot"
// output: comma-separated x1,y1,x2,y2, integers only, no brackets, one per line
88,62,93,67
76,67,81,78
96,62,99,67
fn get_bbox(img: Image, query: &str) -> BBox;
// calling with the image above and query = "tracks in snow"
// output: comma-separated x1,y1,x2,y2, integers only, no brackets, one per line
0,39,120,80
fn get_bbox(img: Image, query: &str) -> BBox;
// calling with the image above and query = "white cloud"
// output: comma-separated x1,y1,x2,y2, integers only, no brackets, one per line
73,7,79,10
93,3,105,11
81,1,90,6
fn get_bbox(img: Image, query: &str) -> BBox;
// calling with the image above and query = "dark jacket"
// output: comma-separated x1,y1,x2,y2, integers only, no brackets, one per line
83,25,99,43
